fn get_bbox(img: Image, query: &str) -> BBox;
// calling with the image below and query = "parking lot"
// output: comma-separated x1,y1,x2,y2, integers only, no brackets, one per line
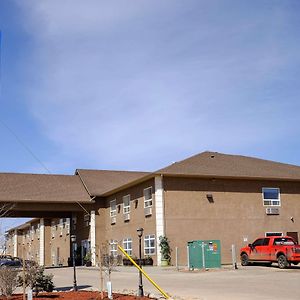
45,264,300,300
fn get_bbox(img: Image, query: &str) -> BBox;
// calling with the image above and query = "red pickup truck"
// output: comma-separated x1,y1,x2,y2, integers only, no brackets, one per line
240,236,300,269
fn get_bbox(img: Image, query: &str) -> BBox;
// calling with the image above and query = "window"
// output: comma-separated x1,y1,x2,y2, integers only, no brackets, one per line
110,200,117,217
262,188,280,206
110,240,118,256
123,195,130,214
123,238,132,256
144,234,155,255
144,187,153,208
84,213,90,227
252,238,264,247
273,237,295,246
265,232,283,237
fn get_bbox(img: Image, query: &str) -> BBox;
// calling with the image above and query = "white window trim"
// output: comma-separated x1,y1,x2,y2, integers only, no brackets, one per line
110,240,118,257
262,187,281,207
144,187,153,208
123,238,132,256
144,234,155,256
123,195,131,214
110,199,117,217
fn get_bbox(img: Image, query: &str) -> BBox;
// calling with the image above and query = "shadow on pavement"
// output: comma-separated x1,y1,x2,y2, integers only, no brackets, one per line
55,285,92,292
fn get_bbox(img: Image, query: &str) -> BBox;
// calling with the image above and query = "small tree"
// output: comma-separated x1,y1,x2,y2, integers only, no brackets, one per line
159,236,171,264
18,264,54,297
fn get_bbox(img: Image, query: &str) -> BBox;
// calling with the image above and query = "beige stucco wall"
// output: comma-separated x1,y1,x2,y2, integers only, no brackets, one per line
49,218,71,266
95,179,156,263
163,176,300,265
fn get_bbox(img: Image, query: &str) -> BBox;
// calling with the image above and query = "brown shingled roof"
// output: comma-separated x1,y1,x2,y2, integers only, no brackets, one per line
76,169,150,196
0,173,91,203
157,151,300,180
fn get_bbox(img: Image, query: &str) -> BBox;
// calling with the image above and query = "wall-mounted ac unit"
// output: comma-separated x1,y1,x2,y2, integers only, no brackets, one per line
266,207,280,215
111,217,116,225
124,213,130,222
144,207,152,216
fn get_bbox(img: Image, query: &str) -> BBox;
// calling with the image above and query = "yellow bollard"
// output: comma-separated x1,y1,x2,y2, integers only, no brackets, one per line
118,245,170,299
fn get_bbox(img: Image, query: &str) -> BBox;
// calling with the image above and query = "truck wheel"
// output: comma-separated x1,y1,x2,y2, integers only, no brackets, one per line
241,254,249,266
277,255,288,269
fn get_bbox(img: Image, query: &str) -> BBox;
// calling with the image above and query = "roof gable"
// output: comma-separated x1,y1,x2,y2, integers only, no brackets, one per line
157,151,300,180
76,169,150,196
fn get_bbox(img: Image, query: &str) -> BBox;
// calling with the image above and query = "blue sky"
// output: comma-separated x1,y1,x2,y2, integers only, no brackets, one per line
0,0,300,231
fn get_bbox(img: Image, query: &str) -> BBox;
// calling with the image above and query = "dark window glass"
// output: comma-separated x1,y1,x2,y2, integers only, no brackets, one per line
263,188,279,200
252,239,264,247
262,238,270,246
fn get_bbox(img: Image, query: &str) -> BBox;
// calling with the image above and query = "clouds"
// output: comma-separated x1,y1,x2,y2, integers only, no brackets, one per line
8,0,300,171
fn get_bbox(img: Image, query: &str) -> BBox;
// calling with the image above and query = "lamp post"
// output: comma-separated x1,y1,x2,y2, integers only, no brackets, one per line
137,227,144,297
71,235,77,291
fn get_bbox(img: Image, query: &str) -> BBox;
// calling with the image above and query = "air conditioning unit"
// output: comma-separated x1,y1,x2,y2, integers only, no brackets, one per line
124,213,130,222
144,207,152,216
111,217,116,225
266,207,280,215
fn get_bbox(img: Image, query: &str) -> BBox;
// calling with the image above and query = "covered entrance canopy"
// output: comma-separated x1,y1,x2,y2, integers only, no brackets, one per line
0,172,95,217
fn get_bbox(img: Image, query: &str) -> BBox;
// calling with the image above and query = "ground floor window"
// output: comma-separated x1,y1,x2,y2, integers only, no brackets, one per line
265,232,283,237
110,240,118,256
123,238,132,256
144,234,155,255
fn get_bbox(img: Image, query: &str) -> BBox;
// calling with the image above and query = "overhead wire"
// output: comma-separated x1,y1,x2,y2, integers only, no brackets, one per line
0,31,91,216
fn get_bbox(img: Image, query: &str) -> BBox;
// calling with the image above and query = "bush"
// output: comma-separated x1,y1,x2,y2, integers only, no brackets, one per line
0,266,19,297
18,265,54,296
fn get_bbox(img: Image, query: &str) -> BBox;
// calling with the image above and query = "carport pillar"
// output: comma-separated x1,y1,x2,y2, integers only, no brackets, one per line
13,229,18,257
90,210,96,266
39,218,45,266
155,175,165,266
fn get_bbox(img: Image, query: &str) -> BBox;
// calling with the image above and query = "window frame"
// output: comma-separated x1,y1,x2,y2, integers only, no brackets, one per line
110,239,118,257
123,195,131,214
144,187,153,208
262,187,281,207
110,199,117,217
123,238,132,256
144,234,155,255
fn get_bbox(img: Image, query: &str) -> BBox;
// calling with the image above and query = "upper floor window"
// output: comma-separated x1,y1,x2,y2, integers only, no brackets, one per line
144,187,153,208
262,188,280,206
123,195,130,214
110,200,117,217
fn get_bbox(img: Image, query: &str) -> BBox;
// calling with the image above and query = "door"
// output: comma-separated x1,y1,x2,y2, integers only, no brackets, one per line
287,232,298,244
249,238,269,260
56,247,60,266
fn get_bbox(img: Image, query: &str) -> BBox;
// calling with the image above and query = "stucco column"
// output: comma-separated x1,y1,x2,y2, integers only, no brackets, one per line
39,218,45,266
155,175,165,266
90,210,96,266
13,229,18,257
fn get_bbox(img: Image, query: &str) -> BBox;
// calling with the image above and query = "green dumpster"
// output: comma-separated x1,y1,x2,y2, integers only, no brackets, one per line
188,240,221,269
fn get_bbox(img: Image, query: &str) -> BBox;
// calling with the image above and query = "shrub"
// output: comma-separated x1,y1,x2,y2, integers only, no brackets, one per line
0,266,19,297
18,265,54,296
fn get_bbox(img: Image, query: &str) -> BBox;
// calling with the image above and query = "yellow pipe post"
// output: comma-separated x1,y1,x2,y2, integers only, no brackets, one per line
118,245,170,299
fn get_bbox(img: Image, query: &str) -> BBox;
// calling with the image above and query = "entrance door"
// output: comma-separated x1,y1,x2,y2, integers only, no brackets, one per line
56,247,60,266
287,232,299,244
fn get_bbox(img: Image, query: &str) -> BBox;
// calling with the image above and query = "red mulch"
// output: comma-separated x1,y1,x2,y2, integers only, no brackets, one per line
0,291,156,299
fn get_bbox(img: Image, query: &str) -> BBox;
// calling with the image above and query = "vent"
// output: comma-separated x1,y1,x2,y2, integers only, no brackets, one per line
124,213,130,222
266,207,280,215
111,217,116,225
144,207,152,216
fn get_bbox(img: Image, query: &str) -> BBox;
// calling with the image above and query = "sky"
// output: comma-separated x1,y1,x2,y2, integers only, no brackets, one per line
0,0,300,231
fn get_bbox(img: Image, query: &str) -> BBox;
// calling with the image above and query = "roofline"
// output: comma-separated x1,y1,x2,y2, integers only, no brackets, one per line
157,173,300,182
99,172,300,197
75,169,93,197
